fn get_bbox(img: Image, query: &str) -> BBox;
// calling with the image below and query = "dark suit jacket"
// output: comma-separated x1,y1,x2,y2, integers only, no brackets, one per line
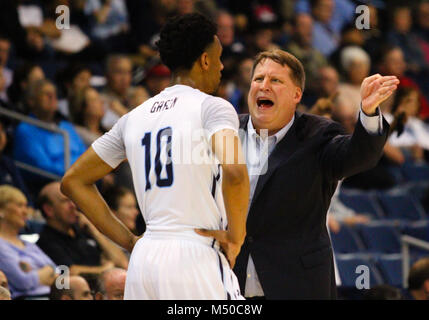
234,111,389,299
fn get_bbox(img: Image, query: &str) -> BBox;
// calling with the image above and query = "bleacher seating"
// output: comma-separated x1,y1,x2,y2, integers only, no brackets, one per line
376,192,426,221
330,224,365,254
335,254,384,288
338,191,384,219
357,223,402,254
376,254,403,288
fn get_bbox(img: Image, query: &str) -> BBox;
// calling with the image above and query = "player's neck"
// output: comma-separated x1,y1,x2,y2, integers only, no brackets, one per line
170,71,206,93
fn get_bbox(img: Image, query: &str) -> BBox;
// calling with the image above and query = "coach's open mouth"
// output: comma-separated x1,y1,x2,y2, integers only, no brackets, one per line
256,97,274,109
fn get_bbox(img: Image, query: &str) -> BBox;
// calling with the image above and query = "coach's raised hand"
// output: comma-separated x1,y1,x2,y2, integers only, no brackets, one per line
361,74,400,115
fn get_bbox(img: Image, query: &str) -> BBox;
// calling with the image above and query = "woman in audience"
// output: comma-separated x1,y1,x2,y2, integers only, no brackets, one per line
71,86,107,146
385,87,429,162
103,186,139,236
6,63,45,114
56,63,92,120
0,185,57,299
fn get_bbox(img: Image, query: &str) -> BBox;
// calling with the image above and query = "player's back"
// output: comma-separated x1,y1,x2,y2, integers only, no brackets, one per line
122,84,228,233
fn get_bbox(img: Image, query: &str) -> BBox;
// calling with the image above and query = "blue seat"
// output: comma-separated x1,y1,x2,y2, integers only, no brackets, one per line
401,221,429,242
335,254,383,288
330,225,365,254
400,221,429,255
339,192,384,219
401,163,429,182
19,219,46,235
357,223,401,254
377,192,426,221
376,254,403,288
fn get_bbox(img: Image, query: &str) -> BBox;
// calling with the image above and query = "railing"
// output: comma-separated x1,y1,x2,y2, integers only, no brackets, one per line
0,106,70,178
401,235,429,288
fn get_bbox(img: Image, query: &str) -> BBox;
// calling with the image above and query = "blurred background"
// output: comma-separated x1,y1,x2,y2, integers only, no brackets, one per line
0,0,428,300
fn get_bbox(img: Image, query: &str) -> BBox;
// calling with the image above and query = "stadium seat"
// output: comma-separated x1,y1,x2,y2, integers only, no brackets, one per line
376,254,403,288
377,192,426,221
401,163,429,182
400,220,429,255
357,222,401,254
330,225,365,254
335,254,384,288
339,191,384,219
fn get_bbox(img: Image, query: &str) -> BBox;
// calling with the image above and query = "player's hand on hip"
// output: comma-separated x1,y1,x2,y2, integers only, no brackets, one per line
361,74,400,115
195,229,241,268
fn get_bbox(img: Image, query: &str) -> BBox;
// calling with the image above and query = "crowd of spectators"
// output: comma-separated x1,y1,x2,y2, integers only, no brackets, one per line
0,0,428,300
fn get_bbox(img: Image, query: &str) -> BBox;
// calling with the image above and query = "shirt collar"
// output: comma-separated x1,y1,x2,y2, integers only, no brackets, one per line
247,115,295,145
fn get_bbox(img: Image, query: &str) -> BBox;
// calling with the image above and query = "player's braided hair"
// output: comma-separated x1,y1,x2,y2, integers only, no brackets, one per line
156,13,217,72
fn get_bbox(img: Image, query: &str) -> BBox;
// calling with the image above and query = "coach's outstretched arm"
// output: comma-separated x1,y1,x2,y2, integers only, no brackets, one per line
196,129,250,268
61,148,140,253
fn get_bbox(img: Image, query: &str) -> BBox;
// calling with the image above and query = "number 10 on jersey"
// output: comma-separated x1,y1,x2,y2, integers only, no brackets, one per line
141,127,174,191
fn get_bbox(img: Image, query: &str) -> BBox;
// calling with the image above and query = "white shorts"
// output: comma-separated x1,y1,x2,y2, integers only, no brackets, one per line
124,229,245,300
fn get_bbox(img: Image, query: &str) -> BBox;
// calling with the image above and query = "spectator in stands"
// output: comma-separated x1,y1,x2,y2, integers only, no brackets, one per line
386,87,429,162
317,65,340,98
404,257,429,300
387,6,428,75
0,0,55,62
0,285,11,300
0,34,12,103
85,0,130,52
362,4,384,63
0,117,32,205
94,268,127,300
71,87,107,147
143,63,171,97
56,63,92,120
0,185,57,299
125,0,176,61
362,284,403,300
101,55,149,129
310,0,340,57
215,10,245,72
332,95,397,190
227,55,253,113
6,63,45,114
337,46,371,117
413,1,429,65
286,13,327,96
327,183,371,234
49,275,93,300
103,186,139,236
377,45,429,120
0,269,9,290
12,79,87,178
36,181,128,278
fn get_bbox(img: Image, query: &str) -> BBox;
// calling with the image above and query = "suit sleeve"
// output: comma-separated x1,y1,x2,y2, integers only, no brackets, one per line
318,116,390,181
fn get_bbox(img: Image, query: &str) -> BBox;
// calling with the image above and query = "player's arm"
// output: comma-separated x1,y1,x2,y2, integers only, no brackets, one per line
197,129,249,267
61,147,140,253
213,129,249,245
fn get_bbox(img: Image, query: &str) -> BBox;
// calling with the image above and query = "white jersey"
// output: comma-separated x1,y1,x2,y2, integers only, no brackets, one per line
92,84,239,233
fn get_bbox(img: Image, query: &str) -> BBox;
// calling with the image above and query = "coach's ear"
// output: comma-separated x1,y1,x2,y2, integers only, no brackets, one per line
199,52,210,71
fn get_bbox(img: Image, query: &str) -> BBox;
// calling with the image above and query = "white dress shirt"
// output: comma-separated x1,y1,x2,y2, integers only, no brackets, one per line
242,108,383,297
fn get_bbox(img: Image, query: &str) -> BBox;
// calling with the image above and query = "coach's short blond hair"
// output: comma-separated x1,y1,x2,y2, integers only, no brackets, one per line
251,49,306,92
0,185,26,209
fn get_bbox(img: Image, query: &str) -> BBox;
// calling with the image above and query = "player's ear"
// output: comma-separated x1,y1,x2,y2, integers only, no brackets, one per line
199,52,210,71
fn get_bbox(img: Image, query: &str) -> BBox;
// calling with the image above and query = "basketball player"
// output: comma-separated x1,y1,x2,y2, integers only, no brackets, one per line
61,13,250,300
